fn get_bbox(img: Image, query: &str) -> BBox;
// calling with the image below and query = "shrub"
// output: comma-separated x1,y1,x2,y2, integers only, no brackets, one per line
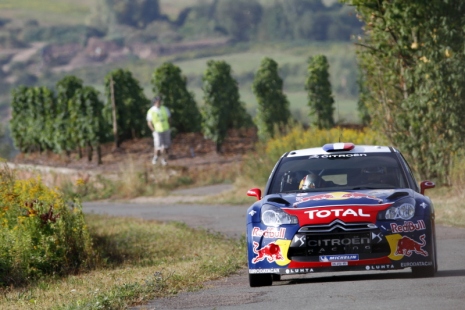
0,166,94,286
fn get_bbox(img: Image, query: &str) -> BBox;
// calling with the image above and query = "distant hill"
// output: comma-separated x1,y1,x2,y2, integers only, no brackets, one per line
0,0,363,158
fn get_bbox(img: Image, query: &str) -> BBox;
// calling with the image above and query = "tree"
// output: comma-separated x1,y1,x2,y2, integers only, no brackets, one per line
104,69,150,147
252,57,291,140
55,76,84,154
214,0,262,41
357,67,371,126
105,0,161,29
342,0,465,184
10,86,30,152
305,55,335,129
10,86,57,153
151,62,201,135
202,60,252,153
0,123,13,159
72,86,107,164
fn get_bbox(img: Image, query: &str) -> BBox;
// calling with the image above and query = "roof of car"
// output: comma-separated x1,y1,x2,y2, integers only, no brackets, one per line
286,144,394,157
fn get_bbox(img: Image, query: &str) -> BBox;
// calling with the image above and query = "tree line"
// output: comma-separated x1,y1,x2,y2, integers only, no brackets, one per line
342,0,465,185
9,56,337,160
90,0,362,43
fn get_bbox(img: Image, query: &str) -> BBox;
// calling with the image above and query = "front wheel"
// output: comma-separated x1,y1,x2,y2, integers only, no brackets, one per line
412,224,438,277
249,273,272,287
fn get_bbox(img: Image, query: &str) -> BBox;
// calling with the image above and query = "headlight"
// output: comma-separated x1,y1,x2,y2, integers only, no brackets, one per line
261,204,298,227
384,203,415,220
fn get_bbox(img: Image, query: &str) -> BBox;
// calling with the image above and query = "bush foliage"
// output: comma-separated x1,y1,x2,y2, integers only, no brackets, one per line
343,0,465,184
0,166,94,286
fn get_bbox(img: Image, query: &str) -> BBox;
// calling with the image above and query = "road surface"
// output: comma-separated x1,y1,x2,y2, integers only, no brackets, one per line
83,185,465,310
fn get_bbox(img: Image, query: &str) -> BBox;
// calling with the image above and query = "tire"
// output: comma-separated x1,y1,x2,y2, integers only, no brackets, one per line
249,273,273,287
412,223,438,277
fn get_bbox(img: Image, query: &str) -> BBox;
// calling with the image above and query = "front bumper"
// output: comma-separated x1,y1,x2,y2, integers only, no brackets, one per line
247,219,434,275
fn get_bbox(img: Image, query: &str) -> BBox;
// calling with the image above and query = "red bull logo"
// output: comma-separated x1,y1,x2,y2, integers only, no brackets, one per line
252,227,286,239
299,193,335,202
395,234,428,257
251,241,284,264
390,220,426,233
341,192,381,201
296,192,382,204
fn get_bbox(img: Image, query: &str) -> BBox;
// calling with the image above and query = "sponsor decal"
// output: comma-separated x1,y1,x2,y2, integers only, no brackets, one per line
252,241,283,263
252,227,286,239
251,240,291,266
365,265,396,270
390,220,426,233
249,268,280,274
286,268,314,274
309,154,368,159
420,202,427,209
285,204,393,225
304,208,371,220
309,237,370,247
293,235,306,247
298,193,336,202
296,191,382,204
372,232,383,243
401,262,433,267
320,255,359,262
395,234,428,257
332,262,348,266
386,234,428,260
249,210,256,216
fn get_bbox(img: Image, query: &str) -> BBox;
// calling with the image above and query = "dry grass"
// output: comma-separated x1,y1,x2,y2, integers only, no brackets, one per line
0,215,246,310
428,184,465,228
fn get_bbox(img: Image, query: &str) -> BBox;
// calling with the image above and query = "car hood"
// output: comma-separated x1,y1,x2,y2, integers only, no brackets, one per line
265,189,416,225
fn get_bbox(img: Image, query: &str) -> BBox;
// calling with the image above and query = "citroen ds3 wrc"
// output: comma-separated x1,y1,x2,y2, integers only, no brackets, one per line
246,143,437,287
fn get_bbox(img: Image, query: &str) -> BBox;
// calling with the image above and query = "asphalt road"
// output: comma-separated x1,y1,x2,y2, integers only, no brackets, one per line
83,186,465,310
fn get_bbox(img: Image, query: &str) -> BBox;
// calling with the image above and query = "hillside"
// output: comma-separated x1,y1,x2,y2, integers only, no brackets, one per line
0,0,363,160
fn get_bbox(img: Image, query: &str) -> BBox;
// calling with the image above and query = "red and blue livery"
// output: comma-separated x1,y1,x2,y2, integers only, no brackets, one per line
246,143,437,287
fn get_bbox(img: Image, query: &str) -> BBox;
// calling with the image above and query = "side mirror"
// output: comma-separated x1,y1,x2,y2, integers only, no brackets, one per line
420,181,435,195
247,188,262,201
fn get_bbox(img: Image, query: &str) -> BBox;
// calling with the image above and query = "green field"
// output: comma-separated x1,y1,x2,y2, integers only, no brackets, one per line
0,0,91,25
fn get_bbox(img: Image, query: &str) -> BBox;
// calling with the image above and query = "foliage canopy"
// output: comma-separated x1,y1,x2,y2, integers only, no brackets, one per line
151,62,201,135
305,55,335,129
201,60,253,152
252,57,291,140
343,0,465,184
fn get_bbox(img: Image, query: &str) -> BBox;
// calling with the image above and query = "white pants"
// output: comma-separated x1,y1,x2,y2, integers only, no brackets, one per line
153,130,171,151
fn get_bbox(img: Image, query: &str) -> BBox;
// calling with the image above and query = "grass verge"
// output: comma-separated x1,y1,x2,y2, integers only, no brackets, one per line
0,214,246,310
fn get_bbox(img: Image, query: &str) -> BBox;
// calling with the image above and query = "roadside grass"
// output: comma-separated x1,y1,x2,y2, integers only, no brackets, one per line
62,156,243,202
428,156,465,228
0,214,246,310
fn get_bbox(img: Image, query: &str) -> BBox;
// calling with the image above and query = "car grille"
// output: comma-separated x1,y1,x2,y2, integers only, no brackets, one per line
288,220,390,262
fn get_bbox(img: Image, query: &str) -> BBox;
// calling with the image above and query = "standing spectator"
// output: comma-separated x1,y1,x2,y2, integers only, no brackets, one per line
146,96,171,165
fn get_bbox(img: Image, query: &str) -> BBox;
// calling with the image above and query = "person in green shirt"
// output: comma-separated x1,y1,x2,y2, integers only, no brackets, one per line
146,96,171,165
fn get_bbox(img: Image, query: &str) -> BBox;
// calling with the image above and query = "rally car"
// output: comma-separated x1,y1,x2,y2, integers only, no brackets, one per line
246,143,437,287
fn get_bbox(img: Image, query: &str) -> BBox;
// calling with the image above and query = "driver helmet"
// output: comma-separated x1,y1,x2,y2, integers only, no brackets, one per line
361,166,386,183
299,173,320,190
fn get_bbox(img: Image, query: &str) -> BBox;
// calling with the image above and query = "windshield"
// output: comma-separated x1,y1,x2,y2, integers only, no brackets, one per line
268,152,408,194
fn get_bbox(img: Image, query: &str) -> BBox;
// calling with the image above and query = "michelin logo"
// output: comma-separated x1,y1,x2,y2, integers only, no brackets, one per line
320,255,359,262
